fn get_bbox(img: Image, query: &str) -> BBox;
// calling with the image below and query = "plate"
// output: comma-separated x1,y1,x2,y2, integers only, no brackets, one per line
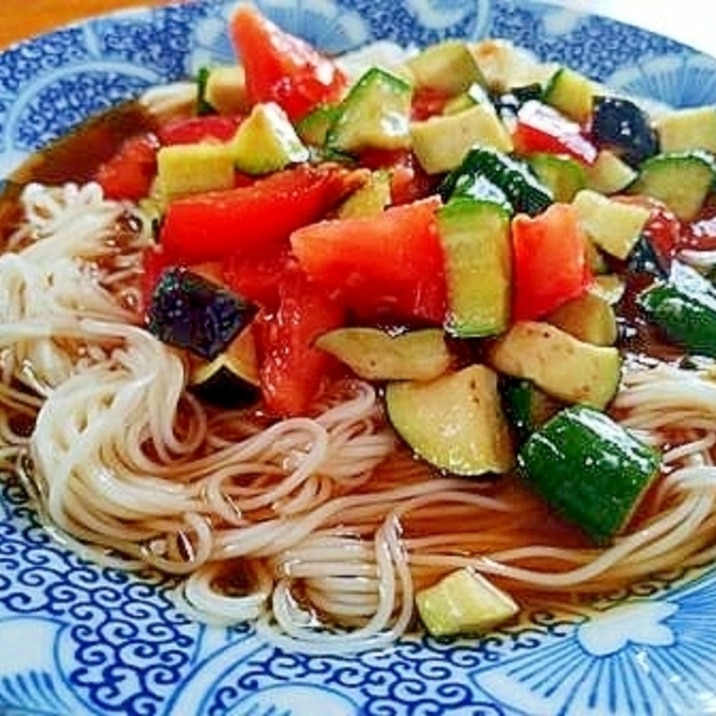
2,1,716,714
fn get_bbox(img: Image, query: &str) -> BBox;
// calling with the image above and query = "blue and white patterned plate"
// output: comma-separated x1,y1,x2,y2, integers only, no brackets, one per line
2,2,716,714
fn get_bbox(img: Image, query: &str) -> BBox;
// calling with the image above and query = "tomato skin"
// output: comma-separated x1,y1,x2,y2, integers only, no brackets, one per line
157,115,244,145
159,164,351,264
513,100,598,165
290,197,447,324
95,133,159,201
222,250,292,309
511,203,592,321
230,5,347,121
258,268,345,417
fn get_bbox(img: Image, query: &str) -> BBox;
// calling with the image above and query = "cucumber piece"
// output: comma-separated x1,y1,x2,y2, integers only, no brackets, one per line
654,106,716,154
585,149,638,195
542,66,593,124
296,105,341,146
416,568,519,637
440,146,553,216
637,261,716,358
326,67,413,154
410,103,514,175
517,405,661,543
201,65,251,116
629,151,716,221
385,364,514,476
591,274,626,305
315,327,451,381
501,377,561,443
437,198,512,337
336,170,391,218
231,102,309,175
156,142,235,198
405,40,487,96
545,291,618,346
572,189,651,260
487,321,621,410
442,82,491,116
528,153,586,203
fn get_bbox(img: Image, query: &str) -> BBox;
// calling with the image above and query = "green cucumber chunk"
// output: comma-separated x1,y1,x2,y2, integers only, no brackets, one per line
326,67,413,154
487,321,621,410
405,40,487,96
315,327,451,381
517,405,661,544
385,364,514,476
501,377,562,443
528,153,586,203
437,198,512,337
630,151,716,221
440,147,553,216
637,261,716,358
542,66,593,124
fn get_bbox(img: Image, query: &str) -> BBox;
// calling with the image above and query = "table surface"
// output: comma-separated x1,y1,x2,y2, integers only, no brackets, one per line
0,0,712,55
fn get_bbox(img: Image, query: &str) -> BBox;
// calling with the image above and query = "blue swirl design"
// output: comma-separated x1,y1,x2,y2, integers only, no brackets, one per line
3,1,716,714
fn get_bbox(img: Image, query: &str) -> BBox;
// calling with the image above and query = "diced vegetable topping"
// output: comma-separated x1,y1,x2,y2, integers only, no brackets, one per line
146,267,258,361
229,4,347,121
416,568,519,637
517,406,661,543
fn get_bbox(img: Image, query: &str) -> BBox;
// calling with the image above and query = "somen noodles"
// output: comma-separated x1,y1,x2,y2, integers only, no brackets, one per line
2,6,716,652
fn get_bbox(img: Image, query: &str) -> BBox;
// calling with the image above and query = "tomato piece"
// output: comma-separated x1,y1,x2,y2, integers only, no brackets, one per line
681,195,716,252
95,133,159,201
258,269,345,417
513,100,598,166
159,164,352,264
157,115,244,145
511,202,592,321
223,250,292,308
290,197,446,323
411,88,450,120
229,5,347,121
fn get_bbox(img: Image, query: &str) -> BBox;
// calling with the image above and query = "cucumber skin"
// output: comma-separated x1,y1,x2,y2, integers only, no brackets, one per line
637,262,716,358
517,406,661,544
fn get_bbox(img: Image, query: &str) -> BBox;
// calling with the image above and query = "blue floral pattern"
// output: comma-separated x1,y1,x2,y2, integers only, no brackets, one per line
2,1,716,714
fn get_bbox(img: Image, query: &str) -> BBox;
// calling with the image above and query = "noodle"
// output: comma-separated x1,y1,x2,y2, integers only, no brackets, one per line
4,33,716,652
3,169,716,653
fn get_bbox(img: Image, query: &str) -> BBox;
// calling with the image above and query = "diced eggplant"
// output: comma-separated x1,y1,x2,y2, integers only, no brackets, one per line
590,95,658,167
188,325,261,408
147,266,257,360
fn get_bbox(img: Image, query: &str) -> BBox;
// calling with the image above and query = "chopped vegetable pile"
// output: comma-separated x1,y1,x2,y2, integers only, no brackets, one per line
92,3,716,633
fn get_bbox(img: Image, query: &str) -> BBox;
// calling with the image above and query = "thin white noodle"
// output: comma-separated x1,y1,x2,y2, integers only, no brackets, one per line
4,176,716,651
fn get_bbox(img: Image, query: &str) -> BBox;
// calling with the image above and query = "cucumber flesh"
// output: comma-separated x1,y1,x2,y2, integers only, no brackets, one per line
437,198,512,337
517,405,661,543
385,365,514,476
630,151,716,221
637,261,716,358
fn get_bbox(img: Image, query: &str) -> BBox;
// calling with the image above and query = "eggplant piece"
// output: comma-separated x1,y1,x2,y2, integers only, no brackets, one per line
189,326,261,408
590,95,658,167
147,266,257,360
